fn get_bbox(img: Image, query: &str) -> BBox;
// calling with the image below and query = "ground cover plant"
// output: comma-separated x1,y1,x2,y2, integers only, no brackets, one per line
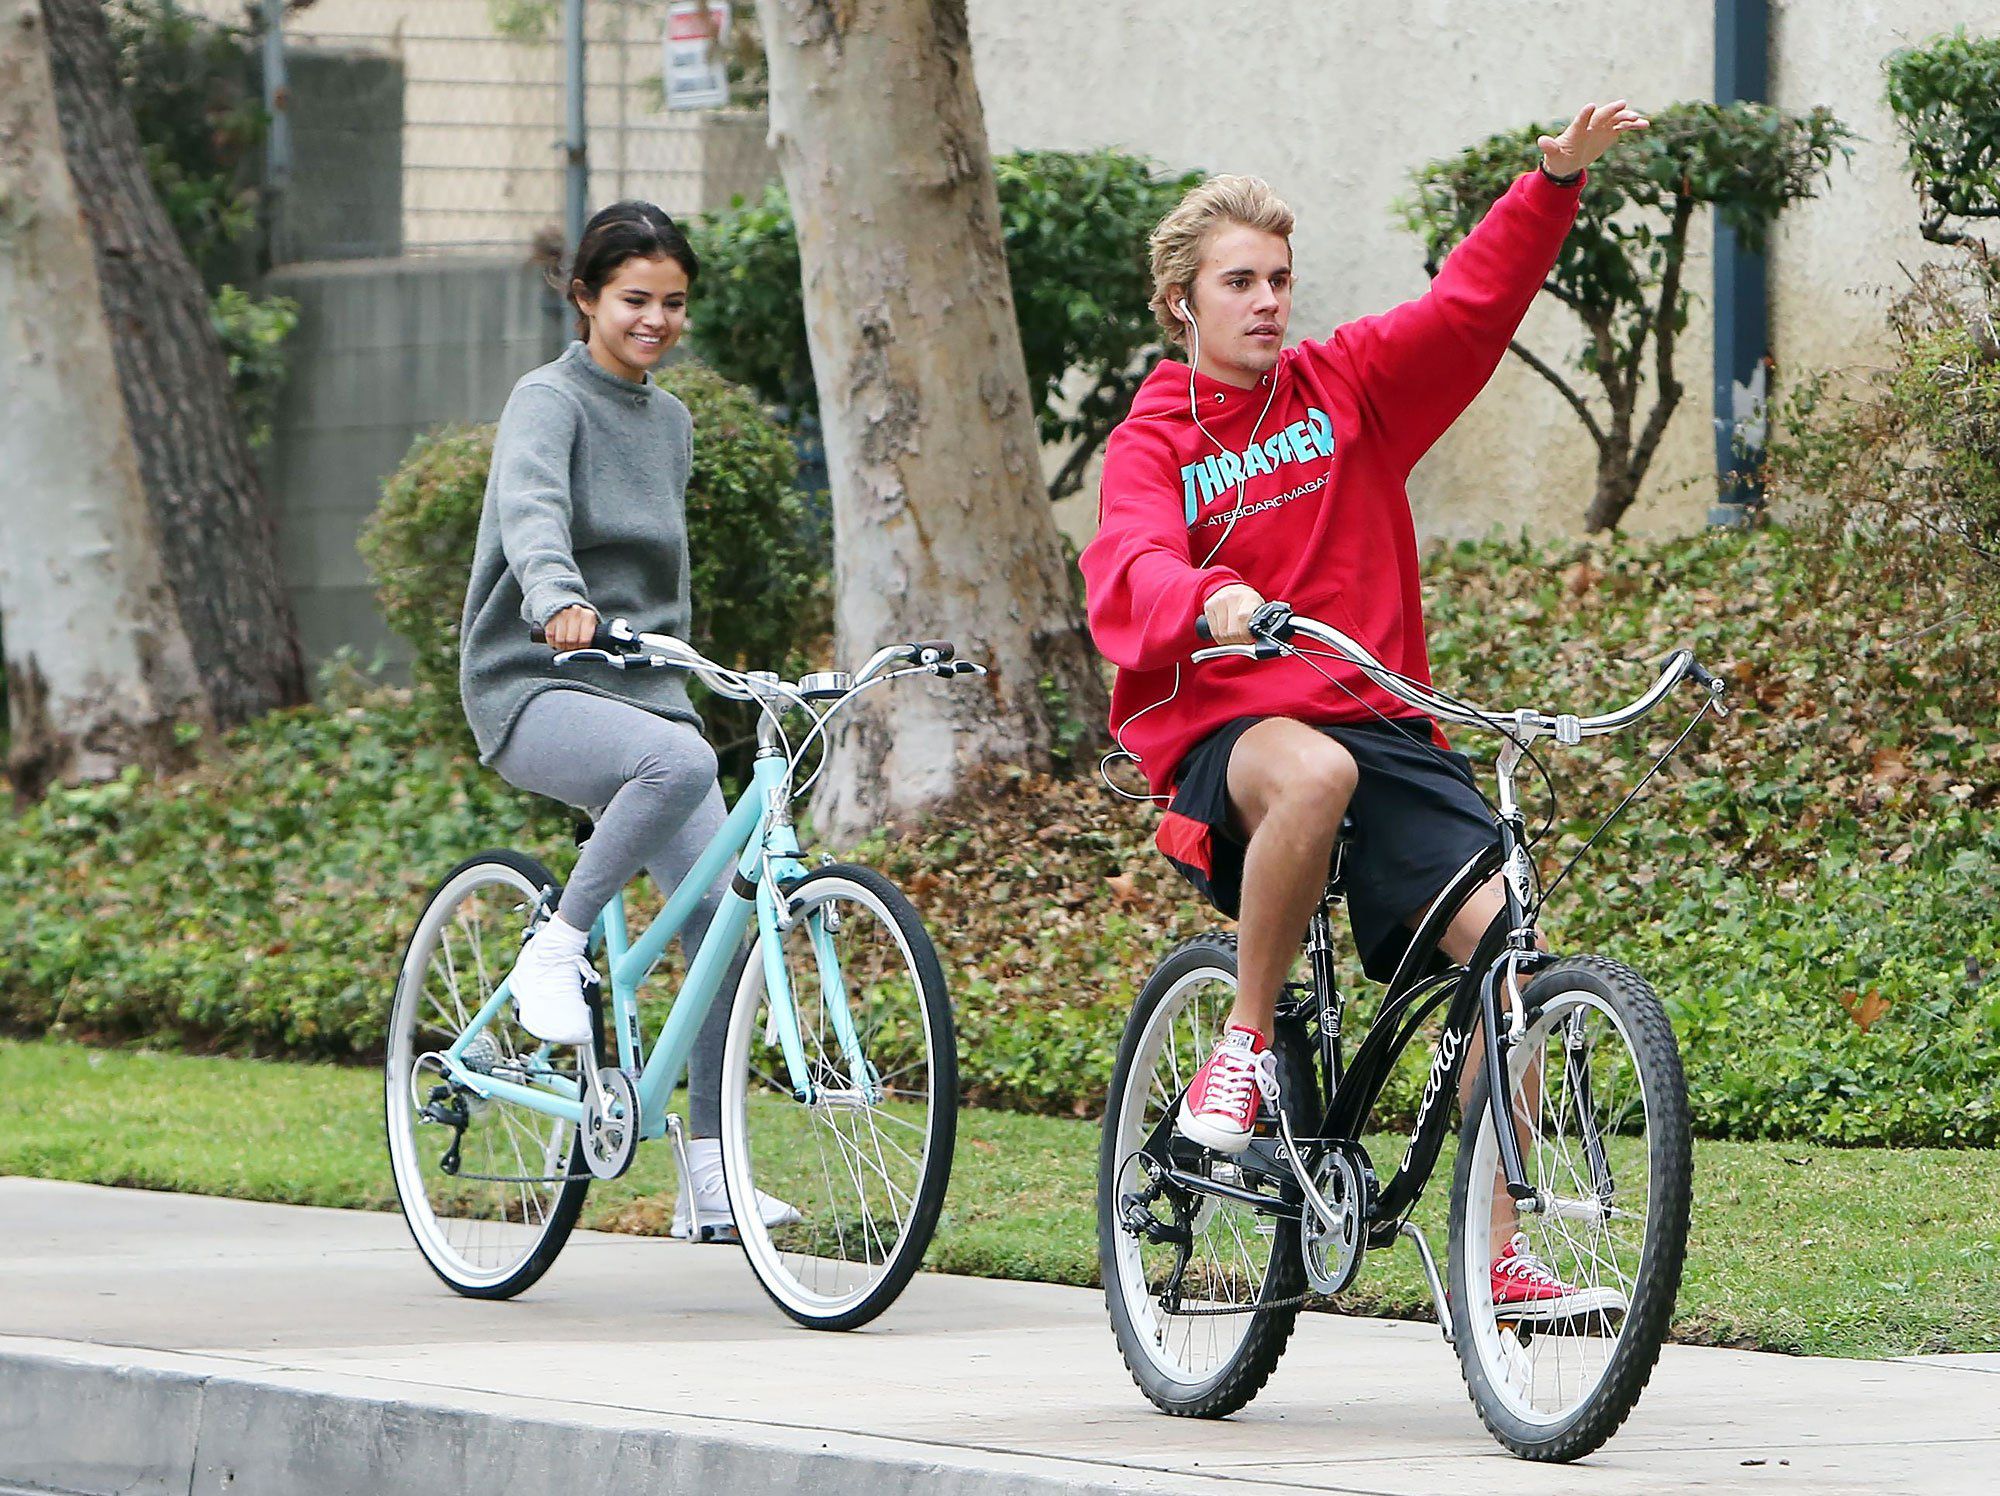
0,525,1994,1145
5,1038,1994,1361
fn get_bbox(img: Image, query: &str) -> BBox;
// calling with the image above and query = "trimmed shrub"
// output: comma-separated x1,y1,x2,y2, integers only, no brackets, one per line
357,359,830,777
689,148,1206,498
6,526,1995,1146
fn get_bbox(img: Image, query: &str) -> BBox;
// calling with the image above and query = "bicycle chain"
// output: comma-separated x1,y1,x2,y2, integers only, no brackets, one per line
1158,1290,1316,1317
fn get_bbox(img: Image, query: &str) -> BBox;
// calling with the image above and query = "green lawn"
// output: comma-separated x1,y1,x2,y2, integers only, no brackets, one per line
4,1039,1994,1360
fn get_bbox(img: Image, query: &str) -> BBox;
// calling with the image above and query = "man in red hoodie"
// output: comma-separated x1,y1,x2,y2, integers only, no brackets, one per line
1081,101,1647,1308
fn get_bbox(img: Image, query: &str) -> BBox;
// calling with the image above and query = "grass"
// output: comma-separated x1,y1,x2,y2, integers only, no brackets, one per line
6,1038,1995,1361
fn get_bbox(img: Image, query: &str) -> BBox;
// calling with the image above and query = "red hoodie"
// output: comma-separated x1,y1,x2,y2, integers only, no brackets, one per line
1081,168,1582,802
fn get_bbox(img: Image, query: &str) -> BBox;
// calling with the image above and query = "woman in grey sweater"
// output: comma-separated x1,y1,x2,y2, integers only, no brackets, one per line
459,201,792,1242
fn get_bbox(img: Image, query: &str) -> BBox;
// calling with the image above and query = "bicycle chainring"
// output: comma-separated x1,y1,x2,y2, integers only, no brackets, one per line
580,1066,640,1180
1301,1145,1368,1295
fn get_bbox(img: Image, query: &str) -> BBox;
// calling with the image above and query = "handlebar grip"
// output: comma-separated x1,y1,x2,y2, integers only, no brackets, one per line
914,639,956,662
530,619,627,651
1194,616,1213,642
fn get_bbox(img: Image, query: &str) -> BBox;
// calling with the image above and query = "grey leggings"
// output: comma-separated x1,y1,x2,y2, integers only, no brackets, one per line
494,689,733,1134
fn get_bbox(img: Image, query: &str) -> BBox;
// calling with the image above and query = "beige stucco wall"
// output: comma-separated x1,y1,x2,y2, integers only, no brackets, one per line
1769,0,1975,398
969,0,1990,546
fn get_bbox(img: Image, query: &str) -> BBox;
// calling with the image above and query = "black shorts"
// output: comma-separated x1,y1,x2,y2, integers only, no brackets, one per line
1155,716,1501,983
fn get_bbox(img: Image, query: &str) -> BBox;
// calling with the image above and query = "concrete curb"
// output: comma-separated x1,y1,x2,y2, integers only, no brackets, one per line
0,1339,1256,1496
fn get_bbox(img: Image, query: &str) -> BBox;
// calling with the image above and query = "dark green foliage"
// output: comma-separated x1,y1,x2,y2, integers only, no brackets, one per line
105,1,296,444
1770,260,2000,624
208,284,298,450
1885,29,2000,248
6,527,1994,1146
106,0,265,287
355,426,492,721
688,149,1205,498
0,697,572,1057
1402,103,1850,530
685,183,816,418
355,361,830,779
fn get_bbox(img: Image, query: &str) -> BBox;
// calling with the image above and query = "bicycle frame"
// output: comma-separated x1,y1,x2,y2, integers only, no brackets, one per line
428,741,814,1141
1169,609,1720,1245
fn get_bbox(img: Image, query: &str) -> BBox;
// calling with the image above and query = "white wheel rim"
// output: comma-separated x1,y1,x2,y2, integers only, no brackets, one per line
385,861,574,1289
1109,962,1276,1387
1461,987,1652,1429
720,877,938,1320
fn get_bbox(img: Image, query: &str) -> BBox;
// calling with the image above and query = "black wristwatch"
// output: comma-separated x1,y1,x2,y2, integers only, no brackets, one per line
1538,160,1584,187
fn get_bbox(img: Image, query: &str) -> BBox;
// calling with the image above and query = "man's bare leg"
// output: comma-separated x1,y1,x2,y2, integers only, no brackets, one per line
1223,719,1358,1040
1434,874,1549,1259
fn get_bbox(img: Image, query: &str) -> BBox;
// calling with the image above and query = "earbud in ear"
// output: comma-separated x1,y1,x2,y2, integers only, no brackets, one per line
1174,298,1191,321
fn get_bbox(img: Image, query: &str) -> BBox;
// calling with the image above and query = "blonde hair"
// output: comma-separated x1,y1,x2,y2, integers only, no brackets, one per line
1148,175,1295,347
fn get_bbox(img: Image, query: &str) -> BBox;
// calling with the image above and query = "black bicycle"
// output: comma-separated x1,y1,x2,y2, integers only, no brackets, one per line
1098,603,1726,1461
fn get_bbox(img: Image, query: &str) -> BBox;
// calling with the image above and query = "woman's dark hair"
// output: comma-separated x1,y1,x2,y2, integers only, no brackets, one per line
556,200,700,339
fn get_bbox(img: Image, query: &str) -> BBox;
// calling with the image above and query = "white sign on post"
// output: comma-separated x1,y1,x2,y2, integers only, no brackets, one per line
664,1,731,111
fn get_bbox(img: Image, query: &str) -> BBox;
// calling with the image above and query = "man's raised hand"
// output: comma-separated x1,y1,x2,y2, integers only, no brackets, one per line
1538,100,1650,178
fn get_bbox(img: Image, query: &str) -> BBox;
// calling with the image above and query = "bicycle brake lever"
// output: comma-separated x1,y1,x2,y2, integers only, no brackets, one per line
1192,642,1284,663
1685,658,1730,717
553,648,626,669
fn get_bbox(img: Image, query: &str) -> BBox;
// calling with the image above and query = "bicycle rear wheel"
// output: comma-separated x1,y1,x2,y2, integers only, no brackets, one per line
384,850,591,1299
719,864,955,1330
1448,955,1690,1460
1099,933,1309,1418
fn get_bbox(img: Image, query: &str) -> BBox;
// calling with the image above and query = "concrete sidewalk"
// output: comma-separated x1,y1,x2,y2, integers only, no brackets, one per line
1,1178,1993,1495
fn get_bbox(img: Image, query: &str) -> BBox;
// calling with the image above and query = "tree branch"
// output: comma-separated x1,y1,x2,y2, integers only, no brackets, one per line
1049,419,1111,500
1506,339,1607,448
1627,197,1696,488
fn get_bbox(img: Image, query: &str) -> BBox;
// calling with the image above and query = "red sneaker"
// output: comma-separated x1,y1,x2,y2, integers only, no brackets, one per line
1490,1232,1628,1323
1176,1024,1277,1155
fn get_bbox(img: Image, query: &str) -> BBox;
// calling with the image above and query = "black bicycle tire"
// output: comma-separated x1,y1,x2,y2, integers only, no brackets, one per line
1098,932,1310,1418
384,849,593,1301
1446,954,1691,1461
724,862,957,1331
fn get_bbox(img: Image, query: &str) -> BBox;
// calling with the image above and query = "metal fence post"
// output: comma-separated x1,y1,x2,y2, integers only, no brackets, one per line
564,0,589,252
261,0,290,260
1711,0,1770,527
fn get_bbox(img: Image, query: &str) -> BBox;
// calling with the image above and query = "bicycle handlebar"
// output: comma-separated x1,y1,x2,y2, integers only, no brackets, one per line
1190,603,1727,740
528,619,982,703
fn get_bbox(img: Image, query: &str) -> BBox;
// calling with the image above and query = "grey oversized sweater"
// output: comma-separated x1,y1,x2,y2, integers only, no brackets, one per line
459,341,702,763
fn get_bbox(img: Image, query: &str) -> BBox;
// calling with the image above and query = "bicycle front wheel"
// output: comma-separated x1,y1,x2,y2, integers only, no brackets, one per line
1448,955,1690,1461
384,850,591,1299
719,864,955,1330
1099,933,1308,1418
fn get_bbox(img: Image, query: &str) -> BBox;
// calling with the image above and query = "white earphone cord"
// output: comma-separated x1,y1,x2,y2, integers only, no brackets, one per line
1101,308,1282,803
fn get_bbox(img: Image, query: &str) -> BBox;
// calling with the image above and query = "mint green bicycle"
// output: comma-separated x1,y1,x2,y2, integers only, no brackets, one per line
384,620,983,1329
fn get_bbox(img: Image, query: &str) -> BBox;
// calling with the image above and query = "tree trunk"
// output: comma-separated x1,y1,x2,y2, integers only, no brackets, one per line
0,0,212,796
35,0,302,748
1585,447,1640,534
752,0,1106,842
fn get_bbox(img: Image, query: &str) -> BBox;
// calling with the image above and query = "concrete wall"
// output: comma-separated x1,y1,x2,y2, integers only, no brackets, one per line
966,0,1990,546
274,47,405,262
261,259,565,674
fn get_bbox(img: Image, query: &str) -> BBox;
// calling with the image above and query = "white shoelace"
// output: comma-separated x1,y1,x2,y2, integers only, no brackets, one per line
1496,1233,1564,1287
1199,1045,1281,1118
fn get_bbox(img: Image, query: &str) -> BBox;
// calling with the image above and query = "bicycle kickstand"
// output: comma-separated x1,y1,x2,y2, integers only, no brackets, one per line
665,1114,703,1244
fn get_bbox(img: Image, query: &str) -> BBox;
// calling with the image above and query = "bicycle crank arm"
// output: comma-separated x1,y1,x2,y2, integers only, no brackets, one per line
1158,1165,1302,1221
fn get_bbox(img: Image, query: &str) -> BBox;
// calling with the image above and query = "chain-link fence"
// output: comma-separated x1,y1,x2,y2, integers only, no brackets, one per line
195,0,773,258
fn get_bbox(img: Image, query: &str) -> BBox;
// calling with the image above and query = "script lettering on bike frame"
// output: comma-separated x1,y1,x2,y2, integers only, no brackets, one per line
1407,1025,1468,1154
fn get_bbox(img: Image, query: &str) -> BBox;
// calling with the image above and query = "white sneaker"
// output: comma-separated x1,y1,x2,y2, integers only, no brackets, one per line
506,915,595,1046
671,1138,803,1243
